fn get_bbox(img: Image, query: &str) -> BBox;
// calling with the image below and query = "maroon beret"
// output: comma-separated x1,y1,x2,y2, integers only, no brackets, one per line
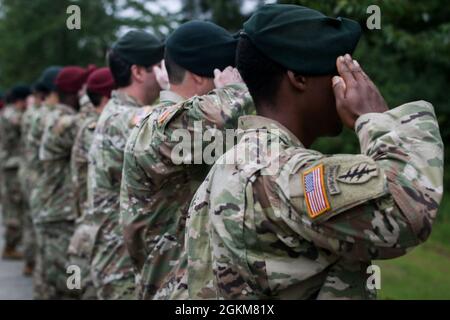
87,67,116,98
55,66,95,94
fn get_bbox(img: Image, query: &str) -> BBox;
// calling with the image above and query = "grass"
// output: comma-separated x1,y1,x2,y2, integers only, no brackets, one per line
376,195,450,300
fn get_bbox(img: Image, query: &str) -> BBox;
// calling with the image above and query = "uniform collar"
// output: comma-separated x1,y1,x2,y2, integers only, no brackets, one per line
111,90,142,108
238,115,304,147
159,90,185,105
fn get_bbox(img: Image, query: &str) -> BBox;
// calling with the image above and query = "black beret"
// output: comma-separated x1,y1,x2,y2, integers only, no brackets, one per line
112,30,165,67
37,66,63,92
11,84,31,101
242,4,362,75
166,20,238,78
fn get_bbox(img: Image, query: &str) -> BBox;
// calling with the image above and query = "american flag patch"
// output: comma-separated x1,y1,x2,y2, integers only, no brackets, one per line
303,164,330,218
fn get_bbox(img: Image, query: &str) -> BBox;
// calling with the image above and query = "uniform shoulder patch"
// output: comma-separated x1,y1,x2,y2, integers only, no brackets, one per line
300,156,387,224
336,162,378,184
131,106,153,127
157,103,183,127
302,164,330,219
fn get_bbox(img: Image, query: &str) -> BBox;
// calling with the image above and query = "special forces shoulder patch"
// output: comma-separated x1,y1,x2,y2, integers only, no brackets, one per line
302,164,330,219
303,156,387,224
336,162,378,184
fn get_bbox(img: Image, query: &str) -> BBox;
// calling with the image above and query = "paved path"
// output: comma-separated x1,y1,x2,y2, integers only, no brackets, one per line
0,212,33,300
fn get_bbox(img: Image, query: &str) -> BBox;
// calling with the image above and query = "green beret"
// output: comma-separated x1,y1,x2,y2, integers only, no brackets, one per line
242,4,362,75
11,84,31,101
37,66,62,92
166,21,238,78
113,30,164,67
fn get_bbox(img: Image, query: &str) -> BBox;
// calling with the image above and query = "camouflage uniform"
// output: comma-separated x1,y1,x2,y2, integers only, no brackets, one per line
0,104,25,250
19,103,39,267
88,90,151,300
35,100,96,299
120,85,254,299
162,100,444,300
68,113,99,300
27,102,54,299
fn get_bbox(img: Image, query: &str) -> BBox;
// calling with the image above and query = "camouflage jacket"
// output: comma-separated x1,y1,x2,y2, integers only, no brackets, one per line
163,100,443,300
0,105,24,170
19,104,39,190
68,114,99,259
87,90,151,299
72,114,99,219
28,103,54,218
35,102,96,224
21,104,38,163
120,84,254,299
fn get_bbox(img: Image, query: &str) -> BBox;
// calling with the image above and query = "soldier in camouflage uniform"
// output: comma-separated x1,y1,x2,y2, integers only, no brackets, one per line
68,68,115,300
161,5,444,300
27,66,62,299
0,85,31,260
120,21,254,299
88,30,164,300
18,81,49,275
35,66,96,299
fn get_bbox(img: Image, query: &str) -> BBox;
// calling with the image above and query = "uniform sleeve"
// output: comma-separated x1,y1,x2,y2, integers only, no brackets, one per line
71,121,95,217
155,83,254,166
283,100,444,261
39,114,78,161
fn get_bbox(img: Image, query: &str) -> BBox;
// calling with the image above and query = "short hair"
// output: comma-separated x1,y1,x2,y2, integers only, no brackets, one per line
236,36,286,107
164,50,186,85
86,90,103,108
108,49,132,88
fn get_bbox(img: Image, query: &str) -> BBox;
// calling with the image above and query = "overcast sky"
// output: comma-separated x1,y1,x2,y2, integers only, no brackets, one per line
144,0,276,15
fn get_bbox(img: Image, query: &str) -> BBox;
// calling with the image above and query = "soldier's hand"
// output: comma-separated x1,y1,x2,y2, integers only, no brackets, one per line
153,60,170,91
214,67,243,89
332,54,388,129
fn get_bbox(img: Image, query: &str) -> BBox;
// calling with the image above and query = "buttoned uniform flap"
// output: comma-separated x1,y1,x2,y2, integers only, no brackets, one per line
289,154,388,224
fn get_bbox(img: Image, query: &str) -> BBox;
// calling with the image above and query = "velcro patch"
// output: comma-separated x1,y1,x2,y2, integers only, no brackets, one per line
131,106,152,127
302,164,330,219
157,104,182,126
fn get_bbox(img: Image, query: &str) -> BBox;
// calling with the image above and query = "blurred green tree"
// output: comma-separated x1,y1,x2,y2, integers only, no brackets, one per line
180,0,245,31
0,0,170,88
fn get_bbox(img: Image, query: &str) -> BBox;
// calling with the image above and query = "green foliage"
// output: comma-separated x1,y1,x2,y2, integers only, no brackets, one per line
376,220,450,300
0,0,172,88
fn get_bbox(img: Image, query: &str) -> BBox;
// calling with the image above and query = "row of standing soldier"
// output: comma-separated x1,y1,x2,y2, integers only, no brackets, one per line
0,4,444,300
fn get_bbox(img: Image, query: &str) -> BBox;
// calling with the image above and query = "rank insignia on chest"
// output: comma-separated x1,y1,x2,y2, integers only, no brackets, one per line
302,164,330,219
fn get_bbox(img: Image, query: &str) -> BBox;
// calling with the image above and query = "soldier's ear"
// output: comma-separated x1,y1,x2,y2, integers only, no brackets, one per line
130,65,146,84
287,71,306,92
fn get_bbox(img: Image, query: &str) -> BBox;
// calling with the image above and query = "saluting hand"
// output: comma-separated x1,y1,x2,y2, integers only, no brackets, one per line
332,54,388,129
153,60,170,91
213,66,243,89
